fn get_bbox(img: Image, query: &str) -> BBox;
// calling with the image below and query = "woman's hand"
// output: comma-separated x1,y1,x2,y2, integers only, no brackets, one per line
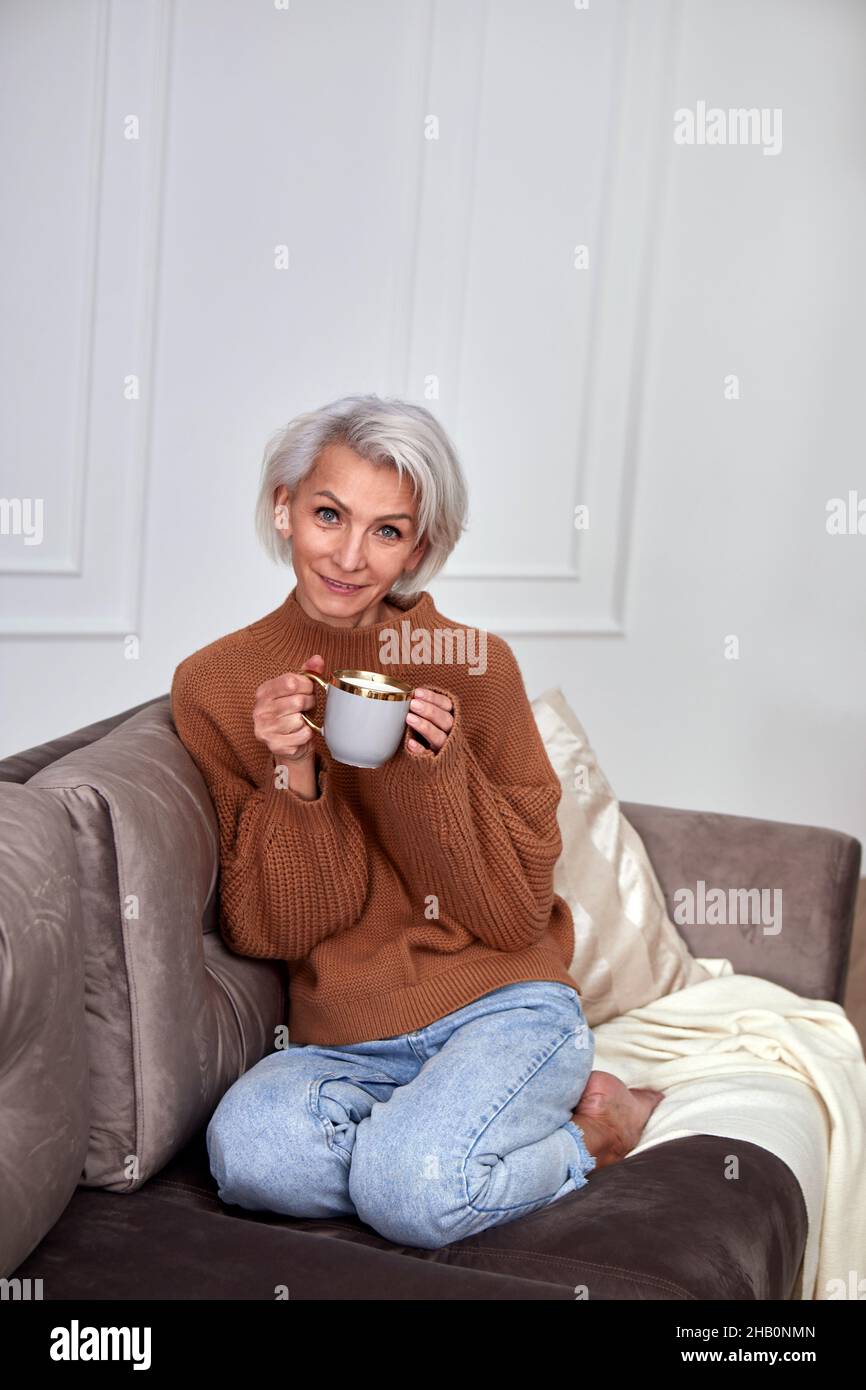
405,687,455,756
253,655,325,764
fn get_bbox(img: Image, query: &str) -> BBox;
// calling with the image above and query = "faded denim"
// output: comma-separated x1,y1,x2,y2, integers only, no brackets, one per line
206,979,597,1249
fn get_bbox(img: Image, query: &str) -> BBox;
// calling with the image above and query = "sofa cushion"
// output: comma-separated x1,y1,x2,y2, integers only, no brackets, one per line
532,687,711,1026
0,785,90,1275
618,799,861,1003
27,697,286,1191
10,1123,806,1299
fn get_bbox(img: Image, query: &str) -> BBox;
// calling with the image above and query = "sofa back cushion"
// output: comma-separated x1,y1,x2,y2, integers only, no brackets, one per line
28,697,286,1191
532,687,711,1026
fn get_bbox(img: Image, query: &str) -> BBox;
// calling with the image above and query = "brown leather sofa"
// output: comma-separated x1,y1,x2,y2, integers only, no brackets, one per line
1,694,860,1300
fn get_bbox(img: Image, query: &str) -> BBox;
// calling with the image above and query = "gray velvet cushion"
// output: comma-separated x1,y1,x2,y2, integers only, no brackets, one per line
27,697,285,1191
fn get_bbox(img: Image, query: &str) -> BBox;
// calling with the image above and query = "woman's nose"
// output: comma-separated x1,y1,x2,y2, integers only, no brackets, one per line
331,539,367,569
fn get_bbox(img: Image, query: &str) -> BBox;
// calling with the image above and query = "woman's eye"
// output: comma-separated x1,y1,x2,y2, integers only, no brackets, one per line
314,507,402,541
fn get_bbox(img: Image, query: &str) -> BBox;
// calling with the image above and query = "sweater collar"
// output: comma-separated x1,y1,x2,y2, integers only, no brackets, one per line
246,582,440,674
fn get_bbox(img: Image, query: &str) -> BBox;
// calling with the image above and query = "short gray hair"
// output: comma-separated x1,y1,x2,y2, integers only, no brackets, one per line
254,393,469,598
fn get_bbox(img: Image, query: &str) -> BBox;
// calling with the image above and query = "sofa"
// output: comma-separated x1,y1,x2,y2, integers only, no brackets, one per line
0,692,860,1301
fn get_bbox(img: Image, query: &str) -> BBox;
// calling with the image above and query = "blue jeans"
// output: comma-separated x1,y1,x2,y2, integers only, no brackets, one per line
206,980,597,1249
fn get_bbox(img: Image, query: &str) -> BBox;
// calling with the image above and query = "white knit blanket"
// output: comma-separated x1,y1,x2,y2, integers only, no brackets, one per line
590,958,866,1300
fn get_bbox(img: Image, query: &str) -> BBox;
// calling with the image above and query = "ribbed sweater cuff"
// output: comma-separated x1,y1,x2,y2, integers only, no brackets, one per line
389,685,465,783
256,754,337,827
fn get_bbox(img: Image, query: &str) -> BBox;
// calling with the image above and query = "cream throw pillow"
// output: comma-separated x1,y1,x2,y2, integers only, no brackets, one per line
532,686,712,1028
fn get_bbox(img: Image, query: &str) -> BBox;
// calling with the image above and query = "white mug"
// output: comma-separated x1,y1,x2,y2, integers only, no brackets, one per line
288,667,415,768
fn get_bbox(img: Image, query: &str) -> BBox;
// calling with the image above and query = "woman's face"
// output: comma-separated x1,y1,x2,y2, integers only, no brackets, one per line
274,441,428,627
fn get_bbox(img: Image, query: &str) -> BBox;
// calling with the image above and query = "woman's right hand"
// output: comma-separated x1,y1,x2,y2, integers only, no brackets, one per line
253,655,325,764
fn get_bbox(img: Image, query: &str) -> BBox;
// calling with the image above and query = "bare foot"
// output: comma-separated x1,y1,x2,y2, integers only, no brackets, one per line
571,1070,664,1171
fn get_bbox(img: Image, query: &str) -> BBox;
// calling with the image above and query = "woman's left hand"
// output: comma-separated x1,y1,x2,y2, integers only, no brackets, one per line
405,688,455,756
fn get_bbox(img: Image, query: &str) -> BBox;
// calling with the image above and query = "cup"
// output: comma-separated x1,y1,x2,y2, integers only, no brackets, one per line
286,667,415,768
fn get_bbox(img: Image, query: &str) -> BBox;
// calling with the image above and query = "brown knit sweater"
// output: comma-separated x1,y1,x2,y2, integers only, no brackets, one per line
170,584,578,1045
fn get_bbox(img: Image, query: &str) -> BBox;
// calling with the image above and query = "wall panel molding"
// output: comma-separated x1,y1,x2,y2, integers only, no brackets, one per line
0,0,174,636
400,0,677,636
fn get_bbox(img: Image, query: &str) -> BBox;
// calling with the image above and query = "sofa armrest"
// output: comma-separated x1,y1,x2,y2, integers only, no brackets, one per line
0,785,90,1276
619,801,861,1004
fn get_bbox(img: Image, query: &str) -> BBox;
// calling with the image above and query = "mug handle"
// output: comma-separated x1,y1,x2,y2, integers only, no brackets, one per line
285,669,330,735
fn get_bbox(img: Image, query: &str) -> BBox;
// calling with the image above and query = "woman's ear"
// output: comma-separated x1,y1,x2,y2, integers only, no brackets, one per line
274,487,292,540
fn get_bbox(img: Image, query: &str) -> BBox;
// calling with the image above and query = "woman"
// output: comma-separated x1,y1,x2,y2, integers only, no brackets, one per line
171,393,661,1250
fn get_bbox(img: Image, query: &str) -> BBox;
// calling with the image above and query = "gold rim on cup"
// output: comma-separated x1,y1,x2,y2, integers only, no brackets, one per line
286,668,415,736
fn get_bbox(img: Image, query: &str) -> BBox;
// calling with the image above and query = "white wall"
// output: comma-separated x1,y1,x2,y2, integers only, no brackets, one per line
1,0,864,846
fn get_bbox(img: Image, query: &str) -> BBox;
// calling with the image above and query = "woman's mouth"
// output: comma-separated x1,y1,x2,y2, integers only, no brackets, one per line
318,573,366,594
